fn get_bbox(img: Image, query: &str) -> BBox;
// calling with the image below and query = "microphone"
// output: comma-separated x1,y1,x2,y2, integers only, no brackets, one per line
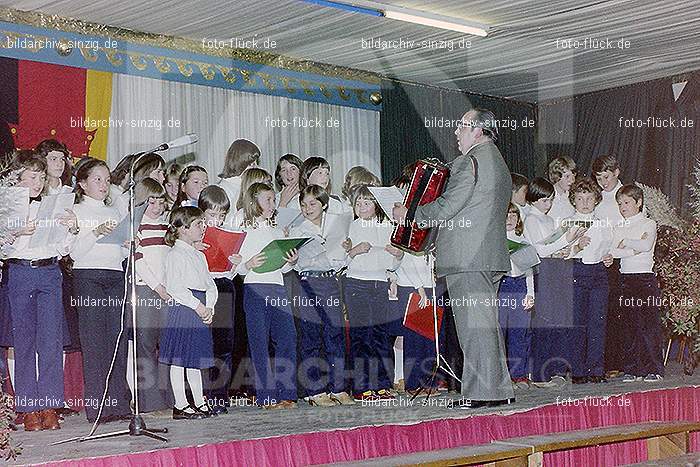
148,133,198,152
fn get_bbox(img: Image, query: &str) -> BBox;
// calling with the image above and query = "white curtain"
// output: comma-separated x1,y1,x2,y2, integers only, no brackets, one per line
106,73,380,191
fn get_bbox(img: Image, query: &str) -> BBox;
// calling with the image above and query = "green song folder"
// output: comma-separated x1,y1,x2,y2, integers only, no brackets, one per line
252,237,311,273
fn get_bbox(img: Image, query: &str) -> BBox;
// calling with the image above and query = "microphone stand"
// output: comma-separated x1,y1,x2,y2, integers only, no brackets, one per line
409,246,461,403
52,151,168,444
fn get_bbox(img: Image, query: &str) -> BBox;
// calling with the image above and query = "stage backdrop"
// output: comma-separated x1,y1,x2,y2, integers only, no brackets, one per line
379,79,540,184
105,73,380,189
539,71,700,212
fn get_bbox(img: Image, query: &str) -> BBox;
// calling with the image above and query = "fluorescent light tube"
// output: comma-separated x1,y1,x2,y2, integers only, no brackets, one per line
383,7,488,37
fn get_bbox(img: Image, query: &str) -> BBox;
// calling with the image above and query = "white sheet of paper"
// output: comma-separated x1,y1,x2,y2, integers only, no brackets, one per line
29,193,75,248
323,212,353,261
368,186,405,220
276,207,305,230
97,203,147,245
299,237,327,261
0,187,29,235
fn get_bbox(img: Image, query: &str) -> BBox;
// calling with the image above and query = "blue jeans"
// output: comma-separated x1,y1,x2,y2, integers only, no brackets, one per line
571,261,608,378
244,283,297,404
7,263,65,412
498,275,531,379
395,286,441,390
620,273,664,376
343,278,392,393
297,276,346,396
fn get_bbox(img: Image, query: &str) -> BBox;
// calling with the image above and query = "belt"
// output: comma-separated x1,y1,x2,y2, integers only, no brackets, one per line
6,257,59,268
299,270,337,278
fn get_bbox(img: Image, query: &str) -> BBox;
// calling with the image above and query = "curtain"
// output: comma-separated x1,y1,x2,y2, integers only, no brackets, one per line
38,387,700,466
379,79,538,184
106,73,380,190
539,72,700,212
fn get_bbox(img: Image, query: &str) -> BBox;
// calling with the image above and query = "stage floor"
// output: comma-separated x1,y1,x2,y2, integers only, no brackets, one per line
10,362,700,466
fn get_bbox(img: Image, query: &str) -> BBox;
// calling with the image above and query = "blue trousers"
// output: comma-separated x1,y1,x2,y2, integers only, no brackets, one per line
7,263,64,412
206,277,236,405
531,258,574,382
571,261,608,378
395,286,440,391
74,269,131,422
498,275,531,379
244,283,297,404
343,278,392,393
297,276,346,396
620,273,664,376
130,285,172,412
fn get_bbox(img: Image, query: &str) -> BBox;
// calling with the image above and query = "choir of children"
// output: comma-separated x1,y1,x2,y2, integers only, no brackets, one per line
0,139,668,431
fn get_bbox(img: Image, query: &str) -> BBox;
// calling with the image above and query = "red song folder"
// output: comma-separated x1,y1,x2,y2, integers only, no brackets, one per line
403,292,444,341
202,227,246,272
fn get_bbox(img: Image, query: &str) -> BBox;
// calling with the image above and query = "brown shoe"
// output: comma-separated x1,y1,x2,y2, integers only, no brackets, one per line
23,411,43,431
40,409,61,430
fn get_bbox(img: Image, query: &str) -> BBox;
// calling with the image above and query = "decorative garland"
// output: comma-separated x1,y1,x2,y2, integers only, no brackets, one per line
0,164,20,460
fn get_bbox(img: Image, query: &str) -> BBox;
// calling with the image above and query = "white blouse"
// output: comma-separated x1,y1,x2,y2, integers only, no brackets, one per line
2,199,75,260
610,212,657,274
548,188,575,225
236,221,292,285
565,212,613,264
346,218,395,281
523,206,571,258
165,239,218,310
70,196,128,271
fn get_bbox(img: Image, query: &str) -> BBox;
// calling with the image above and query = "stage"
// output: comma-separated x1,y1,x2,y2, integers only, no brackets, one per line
8,362,699,466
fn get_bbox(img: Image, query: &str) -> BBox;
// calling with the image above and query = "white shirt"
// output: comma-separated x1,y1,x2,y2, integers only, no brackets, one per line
523,206,571,258
328,196,352,215
594,180,625,228
516,203,531,221
109,184,129,220
47,183,73,195
276,192,300,211
219,176,242,221
135,213,169,289
70,196,128,270
395,251,432,289
2,199,74,260
564,212,613,264
346,218,395,281
548,188,575,225
165,239,218,310
236,221,292,285
505,230,535,297
610,212,657,274
291,215,347,273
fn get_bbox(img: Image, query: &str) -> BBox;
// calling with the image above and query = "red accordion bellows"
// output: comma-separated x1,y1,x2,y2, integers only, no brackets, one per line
391,159,450,254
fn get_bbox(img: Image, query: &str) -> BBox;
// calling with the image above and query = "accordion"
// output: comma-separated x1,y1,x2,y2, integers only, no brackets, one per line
391,159,450,254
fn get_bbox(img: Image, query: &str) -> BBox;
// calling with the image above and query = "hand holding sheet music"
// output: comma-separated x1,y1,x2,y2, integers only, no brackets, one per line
368,186,404,221
29,193,76,247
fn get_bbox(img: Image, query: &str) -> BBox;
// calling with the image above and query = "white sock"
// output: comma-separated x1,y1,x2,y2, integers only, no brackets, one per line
186,368,206,408
7,348,14,389
126,341,135,401
393,337,404,383
170,365,188,409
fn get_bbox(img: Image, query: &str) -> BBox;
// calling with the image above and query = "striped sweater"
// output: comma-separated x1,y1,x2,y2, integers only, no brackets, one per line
134,213,170,289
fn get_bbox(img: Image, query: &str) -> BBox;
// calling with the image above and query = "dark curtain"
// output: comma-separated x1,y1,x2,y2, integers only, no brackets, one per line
0,57,18,162
379,79,538,184
539,72,700,212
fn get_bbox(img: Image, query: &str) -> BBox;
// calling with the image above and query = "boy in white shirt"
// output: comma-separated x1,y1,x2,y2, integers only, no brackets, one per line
603,185,664,382
592,155,625,378
547,157,576,225
565,178,613,384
